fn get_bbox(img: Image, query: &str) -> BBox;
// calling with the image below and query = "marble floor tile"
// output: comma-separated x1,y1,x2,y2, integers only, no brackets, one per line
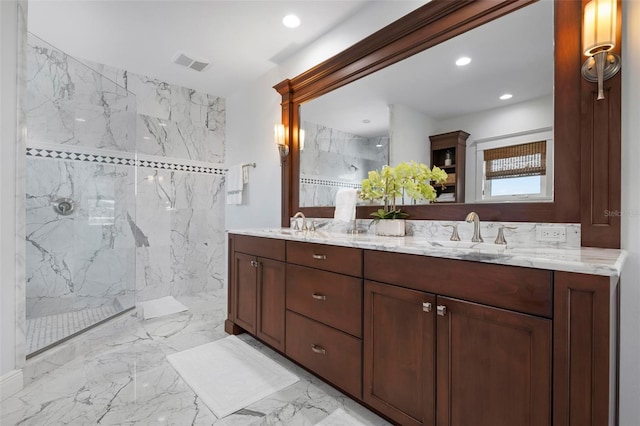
2,291,391,426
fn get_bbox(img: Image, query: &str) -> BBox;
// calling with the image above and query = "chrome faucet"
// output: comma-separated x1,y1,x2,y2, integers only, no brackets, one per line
465,211,483,242
292,211,308,231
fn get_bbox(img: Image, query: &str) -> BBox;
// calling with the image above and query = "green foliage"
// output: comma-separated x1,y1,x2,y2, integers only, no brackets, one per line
360,161,448,220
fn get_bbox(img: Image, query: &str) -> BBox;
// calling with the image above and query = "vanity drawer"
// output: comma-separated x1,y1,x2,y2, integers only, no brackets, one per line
286,241,362,277
364,250,553,318
286,264,362,337
286,311,362,398
232,234,285,261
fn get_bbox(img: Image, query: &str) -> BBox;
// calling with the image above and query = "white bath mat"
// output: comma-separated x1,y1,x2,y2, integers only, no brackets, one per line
139,296,188,319
315,408,369,426
167,335,299,418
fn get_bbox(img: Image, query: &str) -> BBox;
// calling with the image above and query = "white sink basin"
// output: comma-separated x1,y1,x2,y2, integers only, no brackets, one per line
428,240,508,253
261,228,294,235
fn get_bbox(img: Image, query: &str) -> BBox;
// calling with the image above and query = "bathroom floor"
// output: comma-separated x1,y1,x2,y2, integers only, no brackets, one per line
1,291,390,425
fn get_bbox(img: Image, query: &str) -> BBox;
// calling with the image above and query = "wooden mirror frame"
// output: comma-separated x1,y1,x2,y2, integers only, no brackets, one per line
275,0,621,248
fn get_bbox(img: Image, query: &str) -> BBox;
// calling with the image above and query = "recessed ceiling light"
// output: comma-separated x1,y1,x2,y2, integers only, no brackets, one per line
455,56,471,66
500,93,513,100
282,14,300,28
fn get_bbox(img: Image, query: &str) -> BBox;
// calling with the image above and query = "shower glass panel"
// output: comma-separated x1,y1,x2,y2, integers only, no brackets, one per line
25,34,136,356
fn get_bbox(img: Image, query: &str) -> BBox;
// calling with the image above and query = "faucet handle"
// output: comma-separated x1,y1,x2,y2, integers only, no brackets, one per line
442,224,461,241
495,226,517,245
291,218,300,231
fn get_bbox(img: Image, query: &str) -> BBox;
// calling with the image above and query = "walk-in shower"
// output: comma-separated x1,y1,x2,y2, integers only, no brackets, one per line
25,34,137,355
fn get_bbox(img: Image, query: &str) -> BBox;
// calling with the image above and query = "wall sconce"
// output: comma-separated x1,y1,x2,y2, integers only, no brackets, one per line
299,129,305,151
274,124,288,160
581,0,621,100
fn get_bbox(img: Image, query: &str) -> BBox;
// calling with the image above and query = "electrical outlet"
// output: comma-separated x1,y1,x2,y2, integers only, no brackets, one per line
536,226,567,242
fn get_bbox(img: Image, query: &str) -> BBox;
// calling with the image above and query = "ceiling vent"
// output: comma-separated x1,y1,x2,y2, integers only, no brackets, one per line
171,52,211,72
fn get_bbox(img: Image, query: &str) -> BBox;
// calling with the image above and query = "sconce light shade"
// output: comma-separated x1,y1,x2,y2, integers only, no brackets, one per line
299,129,305,151
274,124,289,160
581,0,621,100
583,0,616,55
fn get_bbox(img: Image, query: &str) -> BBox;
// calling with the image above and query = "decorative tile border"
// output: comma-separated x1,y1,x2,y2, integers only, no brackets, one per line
300,177,361,189
26,147,226,175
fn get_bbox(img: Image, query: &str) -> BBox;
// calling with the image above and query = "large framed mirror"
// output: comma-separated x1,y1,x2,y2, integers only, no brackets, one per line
298,0,553,208
275,0,621,246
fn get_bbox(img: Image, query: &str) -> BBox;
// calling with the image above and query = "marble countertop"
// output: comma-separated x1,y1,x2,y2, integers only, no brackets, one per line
229,228,627,279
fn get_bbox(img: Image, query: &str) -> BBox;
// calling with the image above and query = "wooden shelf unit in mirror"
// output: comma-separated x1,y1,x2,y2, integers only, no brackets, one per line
430,130,469,204
274,0,622,248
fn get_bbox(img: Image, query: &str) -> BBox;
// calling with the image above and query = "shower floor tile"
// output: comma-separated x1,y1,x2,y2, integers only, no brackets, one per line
26,303,121,355
3,291,391,425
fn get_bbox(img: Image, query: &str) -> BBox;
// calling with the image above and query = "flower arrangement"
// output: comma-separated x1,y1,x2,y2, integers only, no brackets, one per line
360,161,448,220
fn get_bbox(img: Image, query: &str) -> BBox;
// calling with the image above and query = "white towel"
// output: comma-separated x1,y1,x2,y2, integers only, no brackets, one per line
334,188,357,221
226,165,244,205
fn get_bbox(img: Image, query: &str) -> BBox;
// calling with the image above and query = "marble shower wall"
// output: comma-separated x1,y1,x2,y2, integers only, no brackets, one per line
299,121,389,207
135,168,226,302
25,156,136,317
26,34,226,319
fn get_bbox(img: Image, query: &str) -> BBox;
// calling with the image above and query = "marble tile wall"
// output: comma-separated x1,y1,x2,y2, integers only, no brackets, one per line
25,34,227,325
25,156,136,317
299,121,388,207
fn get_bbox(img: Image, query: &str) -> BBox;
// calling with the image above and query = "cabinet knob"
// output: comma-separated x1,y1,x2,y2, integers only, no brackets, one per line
311,344,326,355
437,305,447,316
422,302,432,312
250,260,259,267
312,293,327,301
312,254,327,260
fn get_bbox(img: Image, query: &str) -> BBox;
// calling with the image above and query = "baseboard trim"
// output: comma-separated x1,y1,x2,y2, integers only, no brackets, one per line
0,369,23,400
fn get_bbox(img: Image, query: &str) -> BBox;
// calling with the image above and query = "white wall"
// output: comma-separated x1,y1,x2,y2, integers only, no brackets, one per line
389,104,437,166
0,0,19,384
224,1,423,231
620,0,640,423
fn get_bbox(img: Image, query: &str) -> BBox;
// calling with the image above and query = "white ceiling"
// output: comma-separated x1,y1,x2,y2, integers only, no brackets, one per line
27,0,378,97
301,0,554,137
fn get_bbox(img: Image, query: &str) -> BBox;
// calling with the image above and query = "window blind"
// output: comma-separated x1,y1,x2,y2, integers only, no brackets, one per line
484,141,546,180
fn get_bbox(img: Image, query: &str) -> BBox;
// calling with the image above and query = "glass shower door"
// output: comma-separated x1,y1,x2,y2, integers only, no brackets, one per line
25,34,136,355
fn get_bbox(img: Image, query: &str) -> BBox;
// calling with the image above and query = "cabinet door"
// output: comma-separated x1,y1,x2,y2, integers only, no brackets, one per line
436,296,551,426
256,257,285,352
363,281,436,426
232,252,257,334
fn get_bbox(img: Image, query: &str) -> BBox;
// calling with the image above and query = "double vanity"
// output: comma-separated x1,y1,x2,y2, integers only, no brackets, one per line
226,227,625,426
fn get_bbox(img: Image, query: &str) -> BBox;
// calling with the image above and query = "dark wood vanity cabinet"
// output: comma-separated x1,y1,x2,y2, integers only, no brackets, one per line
227,235,619,426
363,281,436,426
228,235,286,352
435,296,551,426
364,251,552,426
284,241,364,398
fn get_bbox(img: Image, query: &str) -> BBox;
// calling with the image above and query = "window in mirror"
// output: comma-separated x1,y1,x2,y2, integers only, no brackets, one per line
474,129,553,202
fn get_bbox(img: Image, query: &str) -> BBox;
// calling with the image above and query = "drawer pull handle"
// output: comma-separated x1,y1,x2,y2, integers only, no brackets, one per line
422,302,432,312
437,305,447,316
311,344,326,355
312,293,327,300
312,254,327,260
